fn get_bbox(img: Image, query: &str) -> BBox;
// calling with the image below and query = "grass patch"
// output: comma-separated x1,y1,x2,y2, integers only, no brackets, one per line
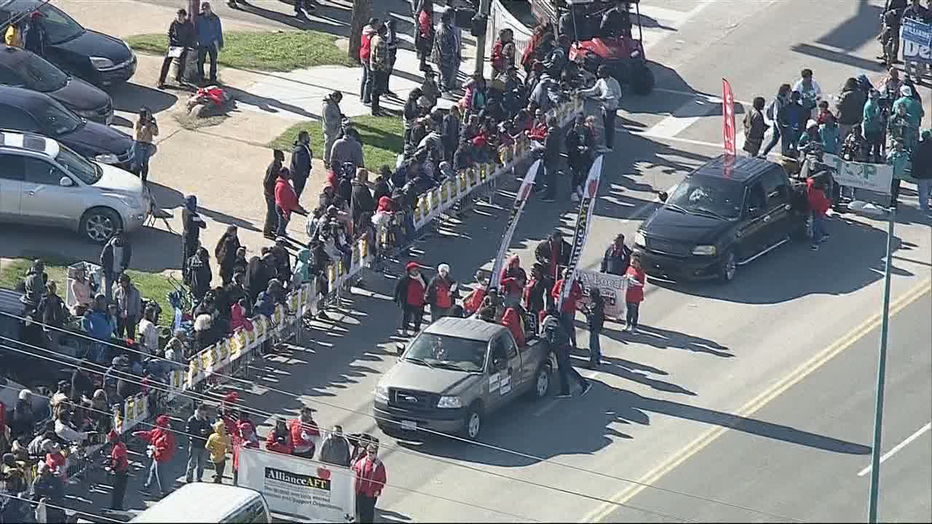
0,258,175,327
270,115,404,171
126,30,355,72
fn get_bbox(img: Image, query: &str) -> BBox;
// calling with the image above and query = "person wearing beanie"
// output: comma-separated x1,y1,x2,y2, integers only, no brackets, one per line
425,263,457,322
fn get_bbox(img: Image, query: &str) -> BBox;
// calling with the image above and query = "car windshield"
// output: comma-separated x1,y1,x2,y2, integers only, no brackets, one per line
37,4,86,45
37,101,82,136
11,52,68,92
666,175,745,220
56,144,101,184
404,333,487,372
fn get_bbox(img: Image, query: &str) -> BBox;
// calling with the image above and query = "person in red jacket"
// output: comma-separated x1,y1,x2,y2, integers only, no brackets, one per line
289,407,320,459
133,414,176,498
415,2,434,72
274,167,307,238
353,442,387,523
232,416,259,486
500,306,525,347
499,255,527,308
425,263,456,322
107,430,129,510
807,177,831,250
551,268,582,348
359,18,380,105
266,418,292,455
393,262,426,336
624,255,646,333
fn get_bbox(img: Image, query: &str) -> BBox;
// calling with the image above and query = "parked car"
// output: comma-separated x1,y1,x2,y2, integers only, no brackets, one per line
0,85,134,170
0,45,113,124
0,0,136,86
374,317,555,441
634,155,808,282
0,129,151,243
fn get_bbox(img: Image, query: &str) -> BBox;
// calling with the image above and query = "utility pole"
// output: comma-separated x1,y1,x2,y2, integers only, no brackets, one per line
867,208,896,524
473,0,492,77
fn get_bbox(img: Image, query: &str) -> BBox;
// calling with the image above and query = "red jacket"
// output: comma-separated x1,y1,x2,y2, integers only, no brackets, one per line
807,179,831,217
133,416,176,463
625,267,646,303
289,418,320,455
275,177,300,219
499,258,526,297
403,276,426,307
110,441,129,473
232,426,260,472
551,279,582,313
463,287,485,314
230,302,253,332
359,27,375,62
528,121,548,141
353,457,387,498
418,10,432,37
501,308,525,347
266,428,292,455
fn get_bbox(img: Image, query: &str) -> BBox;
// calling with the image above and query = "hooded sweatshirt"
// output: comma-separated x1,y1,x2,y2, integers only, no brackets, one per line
133,415,175,463
359,24,378,63
289,417,320,456
206,420,231,464
499,256,526,299
275,176,301,219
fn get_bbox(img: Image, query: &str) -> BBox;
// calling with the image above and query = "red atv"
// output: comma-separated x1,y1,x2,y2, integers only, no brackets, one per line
532,0,655,95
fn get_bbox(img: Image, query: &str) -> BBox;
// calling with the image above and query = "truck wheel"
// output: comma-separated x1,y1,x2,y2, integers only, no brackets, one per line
527,362,552,400
631,64,655,95
719,251,737,282
461,405,482,441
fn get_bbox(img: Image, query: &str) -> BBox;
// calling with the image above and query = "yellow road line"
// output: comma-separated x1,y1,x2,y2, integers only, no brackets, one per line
582,278,932,523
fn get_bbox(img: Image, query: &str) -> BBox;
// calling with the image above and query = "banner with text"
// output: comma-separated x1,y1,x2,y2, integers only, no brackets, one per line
558,156,604,310
238,448,356,523
823,154,894,195
902,18,932,64
576,269,628,318
489,159,543,290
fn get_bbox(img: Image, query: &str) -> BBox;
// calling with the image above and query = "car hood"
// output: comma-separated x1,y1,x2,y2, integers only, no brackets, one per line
382,360,483,397
50,76,111,111
92,163,145,196
56,29,132,64
62,120,132,154
642,207,731,244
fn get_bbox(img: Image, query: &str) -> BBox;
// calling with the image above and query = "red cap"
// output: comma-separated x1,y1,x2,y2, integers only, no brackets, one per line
405,261,419,271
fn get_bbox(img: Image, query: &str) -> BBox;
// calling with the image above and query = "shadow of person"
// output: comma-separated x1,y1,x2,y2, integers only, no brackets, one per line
109,82,179,114
607,325,733,358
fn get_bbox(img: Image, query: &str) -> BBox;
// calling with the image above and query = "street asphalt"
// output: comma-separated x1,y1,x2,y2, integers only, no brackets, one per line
4,1,930,523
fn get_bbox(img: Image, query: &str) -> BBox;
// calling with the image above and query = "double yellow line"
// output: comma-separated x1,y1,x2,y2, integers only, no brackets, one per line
582,278,932,523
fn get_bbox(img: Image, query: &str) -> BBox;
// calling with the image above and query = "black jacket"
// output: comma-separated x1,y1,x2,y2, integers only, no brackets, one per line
351,181,375,222
244,257,270,303
535,238,572,279
185,255,213,300
290,142,313,182
100,238,132,277
525,277,550,313
441,113,461,152
186,415,212,449
182,209,206,248
372,179,391,203
264,160,281,199
586,298,605,332
601,244,632,275
40,293,65,328
911,138,932,179
168,19,196,48
543,126,562,163
565,125,595,167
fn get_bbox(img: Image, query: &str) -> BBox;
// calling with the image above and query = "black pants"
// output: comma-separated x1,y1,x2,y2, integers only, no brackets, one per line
371,70,388,114
294,175,308,199
625,302,640,329
555,345,587,395
158,49,187,84
400,305,423,332
356,494,378,523
197,45,219,83
212,460,226,483
117,315,137,339
111,470,127,510
264,194,277,236
602,107,617,149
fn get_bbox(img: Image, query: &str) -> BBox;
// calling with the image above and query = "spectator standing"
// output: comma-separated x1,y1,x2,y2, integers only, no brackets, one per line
551,269,582,349
490,28,516,81
359,18,380,106
40,281,65,349
70,265,93,314
107,430,129,511
275,168,307,238
32,463,66,522
206,420,231,484
4,18,24,48
352,169,376,229
415,1,434,72
624,255,646,332
578,65,622,151
433,10,458,92
294,0,318,19
290,130,313,199
196,2,223,84
353,442,387,524
584,288,605,369
331,128,365,173
133,108,159,183
137,305,159,355
319,425,352,467
100,232,132,302
394,262,426,336
157,9,195,89
263,150,285,240
113,274,141,339
185,247,213,301
23,11,46,57
425,263,456,321
214,225,240,286
370,24,390,117
540,116,562,202
384,19,399,96
133,414,176,499
743,97,767,157
182,195,207,272
780,91,808,157
321,92,344,171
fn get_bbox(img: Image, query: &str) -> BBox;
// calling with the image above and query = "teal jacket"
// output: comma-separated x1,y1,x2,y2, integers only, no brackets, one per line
291,249,313,288
862,99,883,134
892,96,923,130
887,149,910,180
820,123,839,155
798,132,824,152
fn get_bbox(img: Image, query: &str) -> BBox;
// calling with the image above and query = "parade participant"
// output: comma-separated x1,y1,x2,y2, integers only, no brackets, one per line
425,263,456,322
535,230,572,281
578,65,622,151
760,83,792,157
601,234,632,276
892,85,924,150
133,414,176,499
863,90,885,162
624,255,646,332
743,97,768,157
542,308,590,399
319,425,352,467
887,139,911,208
500,303,525,347
206,420,231,484
353,442,387,524
524,263,552,324
820,112,840,155
394,262,426,336
793,68,823,119
100,232,132,301
231,416,259,486
912,130,932,213
551,269,583,349
266,419,292,455
780,91,808,157
835,77,866,142
107,430,129,511
185,404,211,483
565,115,596,201
584,288,605,369
289,407,320,459
499,256,527,308
798,120,825,152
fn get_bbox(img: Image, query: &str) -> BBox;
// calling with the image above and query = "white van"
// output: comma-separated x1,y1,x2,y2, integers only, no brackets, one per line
130,484,271,523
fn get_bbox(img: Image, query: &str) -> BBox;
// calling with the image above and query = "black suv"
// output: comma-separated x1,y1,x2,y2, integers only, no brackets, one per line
0,85,134,170
634,155,806,282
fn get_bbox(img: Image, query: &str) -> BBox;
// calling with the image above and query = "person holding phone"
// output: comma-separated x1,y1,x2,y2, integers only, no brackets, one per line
134,108,159,183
